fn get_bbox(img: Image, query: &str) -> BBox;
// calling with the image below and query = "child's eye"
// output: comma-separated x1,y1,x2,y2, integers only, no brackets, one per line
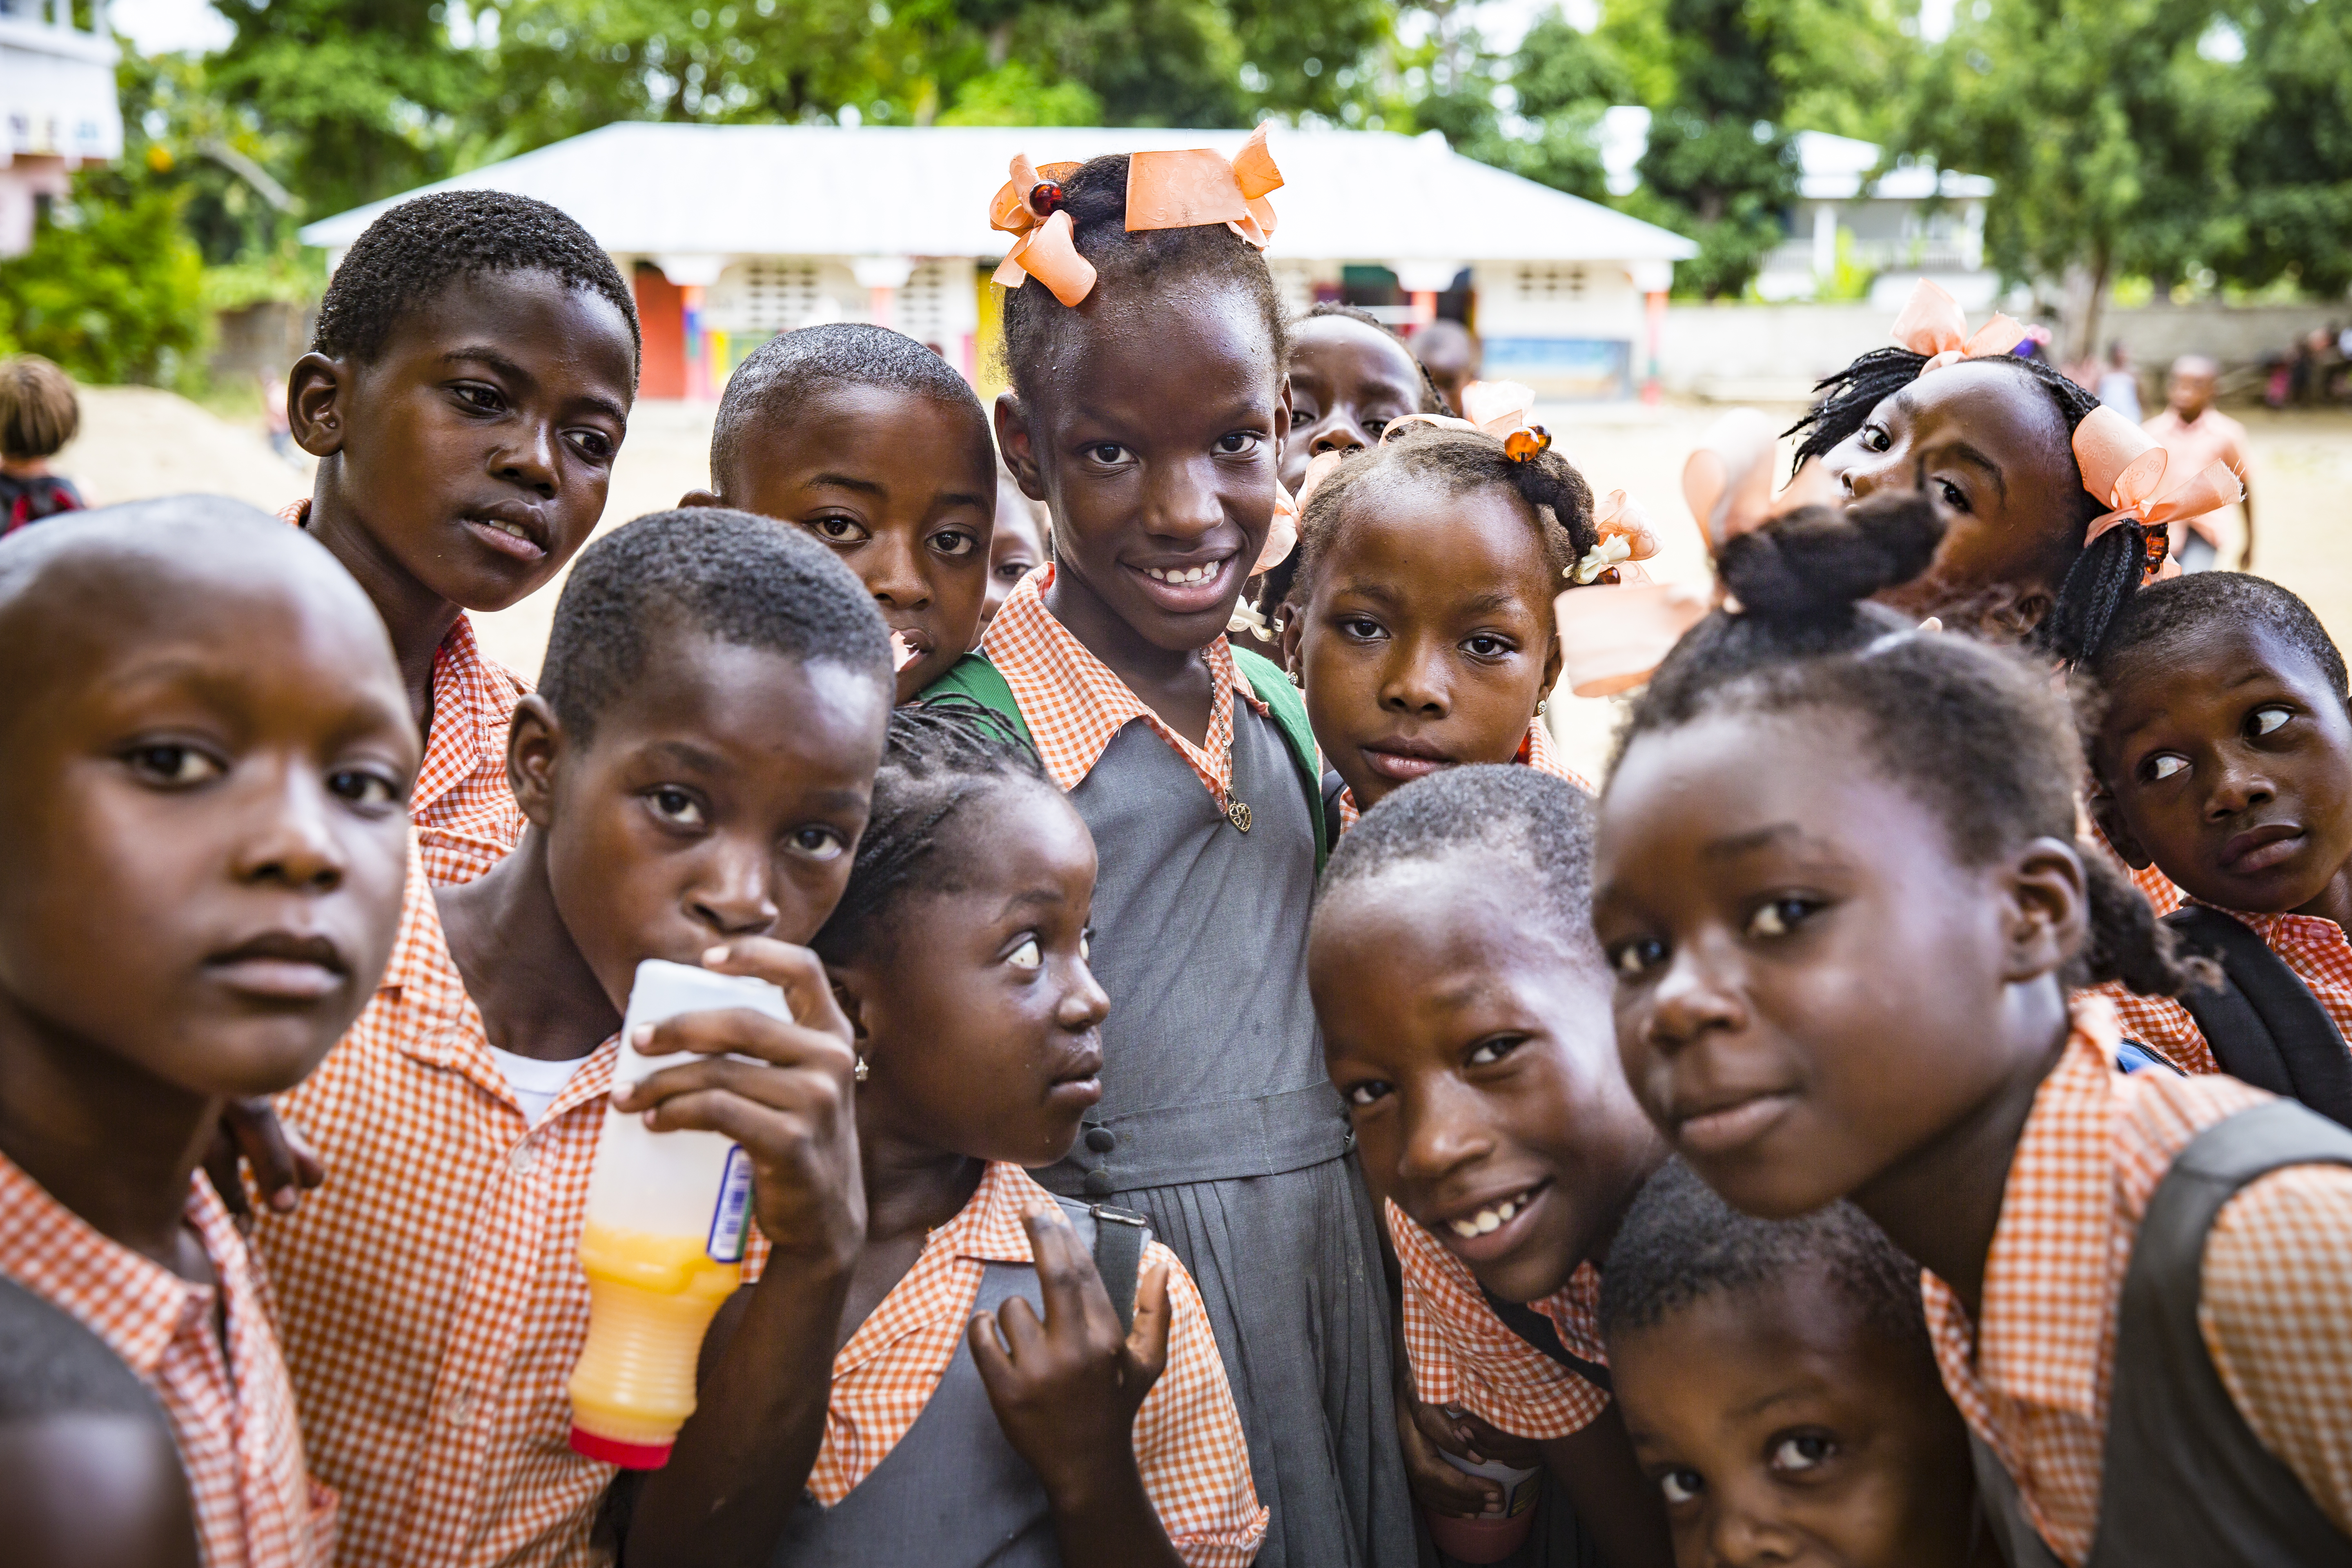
648,787,706,827
1343,1079,1392,1108
126,744,223,787
1659,1469,1704,1506
1290,404,1318,429
2143,752,2190,783
327,768,403,809
804,516,870,546
1363,419,1390,440
1080,927,1093,960
1466,1035,1524,1068
1744,897,1819,939
1861,423,1891,453
1216,431,1263,455
928,527,977,558
791,825,847,860
1936,478,1971,514
2250,705,2292,737
1461,633,1515,659
1007,936,1043,971
1610,937,1666,978
1086,442,1129,466
565,427,615,461
996,558,1036,582
1338,615,1385,642
1769,1433,1837,1472
453,383,505,412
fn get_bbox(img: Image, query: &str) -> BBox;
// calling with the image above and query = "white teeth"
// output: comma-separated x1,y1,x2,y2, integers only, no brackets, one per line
1145,563,1218,584
485,520,528,541
1446,1189,1532,1240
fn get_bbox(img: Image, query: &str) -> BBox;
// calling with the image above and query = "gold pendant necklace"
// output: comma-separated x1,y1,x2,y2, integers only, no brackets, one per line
1225,798,1252,833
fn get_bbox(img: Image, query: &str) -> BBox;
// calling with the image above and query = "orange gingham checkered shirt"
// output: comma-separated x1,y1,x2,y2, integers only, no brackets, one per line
1336,717,1591,831
279,499,528,884
0,1150,332,1568
1386,1198,1611,1440
252,853,631,1568
2099,900,2352,1078
1921,996,2352,1563
980,566,1272,803
796,1161,1267,1566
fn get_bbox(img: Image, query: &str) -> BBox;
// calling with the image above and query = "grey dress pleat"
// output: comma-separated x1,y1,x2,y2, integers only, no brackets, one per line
1036,712,1417,1568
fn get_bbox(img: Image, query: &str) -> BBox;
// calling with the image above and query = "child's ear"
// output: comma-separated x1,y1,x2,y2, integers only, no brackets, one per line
995,394,1045,502
826,970,872,1044
287,353,349,459
1278,596,1305,677
679,487,723,510
2085,783,2154,871
2001,836,2090,983
505,695,564,828
1539,630,1565,716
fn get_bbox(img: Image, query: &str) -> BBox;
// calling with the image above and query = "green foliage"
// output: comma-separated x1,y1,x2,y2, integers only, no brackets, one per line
1634,0,1800,299
938,60,1103,126
0,169,207,386
2224,0,2352,297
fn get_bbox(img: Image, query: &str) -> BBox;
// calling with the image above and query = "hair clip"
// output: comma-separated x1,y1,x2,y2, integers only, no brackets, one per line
1029,179,1065,215
1504,425,1552,464
1570,532,1633,584
2144,525,2171,578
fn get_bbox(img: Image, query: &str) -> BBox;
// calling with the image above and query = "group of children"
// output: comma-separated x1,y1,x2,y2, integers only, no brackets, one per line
2,132,2348,1568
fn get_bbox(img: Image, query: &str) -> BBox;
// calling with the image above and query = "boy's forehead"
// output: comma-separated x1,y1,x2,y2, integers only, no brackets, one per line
2106,619,2329,730
378,269,635,378
728,382,992,489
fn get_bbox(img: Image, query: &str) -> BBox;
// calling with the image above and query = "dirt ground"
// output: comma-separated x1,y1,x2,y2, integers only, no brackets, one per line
52,388,2352,780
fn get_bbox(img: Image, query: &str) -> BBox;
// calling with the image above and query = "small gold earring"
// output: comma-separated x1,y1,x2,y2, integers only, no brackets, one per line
1536,697,1548,715
854,1055,869,1084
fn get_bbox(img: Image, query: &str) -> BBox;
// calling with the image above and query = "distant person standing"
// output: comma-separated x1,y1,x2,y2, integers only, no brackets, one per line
2096,339,2143,422
0,355,84,533
1413,317,1479,413
2144,354,2254,571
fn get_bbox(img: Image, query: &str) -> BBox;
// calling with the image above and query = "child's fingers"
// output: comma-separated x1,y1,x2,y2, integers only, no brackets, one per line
1399,1404,1503,1515
988,1294,1050,1362
695,938,853,1041
967,1312,1018,1394
1022,1207,1122,1345
1408,1396,1481,1462
614,1014,856,1114
1121,1260,1173,1388
225,1097,322,1213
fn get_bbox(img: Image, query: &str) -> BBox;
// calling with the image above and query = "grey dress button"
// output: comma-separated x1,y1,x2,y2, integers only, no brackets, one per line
1082,1169,1116,1196
1085,1127,1116,1152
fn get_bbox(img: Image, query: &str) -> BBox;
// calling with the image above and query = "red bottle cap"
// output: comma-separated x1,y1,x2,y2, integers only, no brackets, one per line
570,1426,673,1470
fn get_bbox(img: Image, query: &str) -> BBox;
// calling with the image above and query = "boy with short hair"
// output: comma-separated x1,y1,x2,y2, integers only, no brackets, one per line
286,189,641,884
0,497,421,1568
2143,354,2253,572
686,323,998,704
0,353,84,529
252,509,893,1568
1601,1161,1989,1568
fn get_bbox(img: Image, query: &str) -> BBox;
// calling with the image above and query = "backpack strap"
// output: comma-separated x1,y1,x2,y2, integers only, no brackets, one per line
2162,905,2352,1129
915,653,1034,746
1087,1204,1150,1335
1477,1285,1613,1394
1233,645,1330,872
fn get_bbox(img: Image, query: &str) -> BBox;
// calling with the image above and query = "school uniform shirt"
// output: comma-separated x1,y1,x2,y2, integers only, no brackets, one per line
764,1160,1266,1565
0,1149,332,1568
2140,407,2252,549
277,498,530,885
251,851,685,1568
2099,900,2352,1077
1386,1198,1611,1440
1334,717,1592,832
1921,996,2352,1564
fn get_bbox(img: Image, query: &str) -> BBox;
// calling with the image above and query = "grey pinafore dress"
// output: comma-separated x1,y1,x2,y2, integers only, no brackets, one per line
769,1198,1106,1566
1035,710,1417,1567
1969,1099,2352,1567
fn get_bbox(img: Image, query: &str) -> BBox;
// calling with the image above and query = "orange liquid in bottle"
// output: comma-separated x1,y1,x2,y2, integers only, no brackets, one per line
566,1221,742,1467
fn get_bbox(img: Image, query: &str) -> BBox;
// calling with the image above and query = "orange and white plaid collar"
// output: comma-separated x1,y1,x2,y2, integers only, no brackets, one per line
1336,717,1584,831
1927,997,2125,1424
979,566,1267,806
833,1161,1058,1379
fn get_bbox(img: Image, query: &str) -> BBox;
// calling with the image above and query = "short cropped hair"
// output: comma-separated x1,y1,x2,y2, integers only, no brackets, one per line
538,507,892,740
312,190,639,372
1599,1160,1929,1356
710,323,986,495
0,354,78,461
1315,764,1600,962
2080,570,2349,719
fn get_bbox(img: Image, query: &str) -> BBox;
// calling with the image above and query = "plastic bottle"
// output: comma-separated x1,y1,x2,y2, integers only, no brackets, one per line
567,959,785,1468
1424,1449,1543,1563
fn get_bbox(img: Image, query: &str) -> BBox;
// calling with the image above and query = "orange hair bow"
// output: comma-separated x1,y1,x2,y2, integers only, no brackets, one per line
1571,490,1662,585
990,155,1096,307
990,127,1285,307
2072,405,2244,574
1889,278,2026,373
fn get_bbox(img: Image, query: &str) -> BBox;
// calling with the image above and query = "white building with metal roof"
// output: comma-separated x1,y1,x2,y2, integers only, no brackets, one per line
302,121,1697,401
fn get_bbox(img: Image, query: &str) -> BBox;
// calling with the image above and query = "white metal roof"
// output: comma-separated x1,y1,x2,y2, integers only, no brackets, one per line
1599,110,1993,204
299,121,1696,265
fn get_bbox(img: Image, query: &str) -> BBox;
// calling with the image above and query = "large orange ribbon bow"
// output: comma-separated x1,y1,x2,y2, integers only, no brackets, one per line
991,125,1285,308
1889,278,2026,372
2072,405,2244,575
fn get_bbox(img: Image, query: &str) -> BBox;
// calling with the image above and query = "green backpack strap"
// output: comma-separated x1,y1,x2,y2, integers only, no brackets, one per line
1233,646,1331,872
920,648,1328,871
915,653,1034,746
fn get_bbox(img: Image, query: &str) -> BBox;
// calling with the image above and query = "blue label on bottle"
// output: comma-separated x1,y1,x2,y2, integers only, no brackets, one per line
707,1146,753,1263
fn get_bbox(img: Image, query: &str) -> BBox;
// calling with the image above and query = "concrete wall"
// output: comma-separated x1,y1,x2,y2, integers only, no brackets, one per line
1655,300,2350,402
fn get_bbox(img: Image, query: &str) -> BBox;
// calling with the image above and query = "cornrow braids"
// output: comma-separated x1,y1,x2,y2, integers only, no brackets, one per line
1608,555,2208,998
1292,423,1598,604
811,699,1056,963
998,153,1290,410
1783,346,2145,664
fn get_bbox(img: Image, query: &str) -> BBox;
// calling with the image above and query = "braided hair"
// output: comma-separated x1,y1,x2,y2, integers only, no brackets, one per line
1784,347,2137,664
998,154,1289,409
1610,496,2208,1000
1291,423,1598,604
811,700,1057,962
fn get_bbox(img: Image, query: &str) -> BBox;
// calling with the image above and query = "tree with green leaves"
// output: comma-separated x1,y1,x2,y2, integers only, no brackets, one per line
2221,0,2352,298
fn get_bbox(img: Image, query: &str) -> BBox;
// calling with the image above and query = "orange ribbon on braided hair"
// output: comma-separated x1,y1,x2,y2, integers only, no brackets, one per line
2072,405,2245,579
1888,278,2027,374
